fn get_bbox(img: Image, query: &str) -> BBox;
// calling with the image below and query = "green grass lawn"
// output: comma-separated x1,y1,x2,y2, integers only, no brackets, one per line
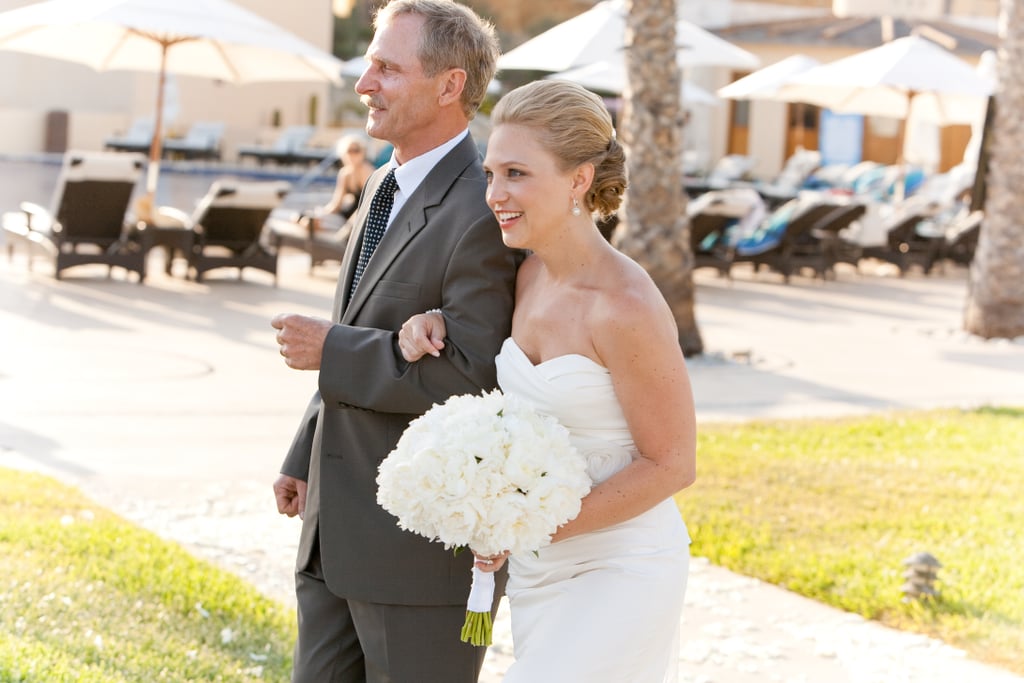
0,469,296,683
676,406,1024,675
2,407,1022,680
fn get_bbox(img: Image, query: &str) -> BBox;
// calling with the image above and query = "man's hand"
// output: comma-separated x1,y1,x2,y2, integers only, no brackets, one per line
273,474,308,519
272,313,333,370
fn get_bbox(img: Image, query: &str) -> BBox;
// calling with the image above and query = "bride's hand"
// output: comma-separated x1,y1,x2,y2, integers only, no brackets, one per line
398,310,447,362
473,550,509,573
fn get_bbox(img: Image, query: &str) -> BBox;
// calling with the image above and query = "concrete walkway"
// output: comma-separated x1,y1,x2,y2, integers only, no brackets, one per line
2,250,1022,682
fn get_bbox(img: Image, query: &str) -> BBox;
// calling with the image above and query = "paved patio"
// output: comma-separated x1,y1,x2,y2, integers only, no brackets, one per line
1,247,1022,682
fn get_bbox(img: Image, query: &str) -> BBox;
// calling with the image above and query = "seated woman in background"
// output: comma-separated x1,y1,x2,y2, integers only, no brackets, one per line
302,134,376,232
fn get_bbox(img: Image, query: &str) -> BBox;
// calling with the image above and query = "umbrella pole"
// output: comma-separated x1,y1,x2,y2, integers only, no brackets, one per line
135,42,168,224
146,43,169,196
794,102,805,151
893,90,917,203
893,126,907,202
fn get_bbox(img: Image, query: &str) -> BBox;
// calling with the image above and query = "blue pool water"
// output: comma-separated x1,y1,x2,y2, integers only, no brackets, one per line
0,155,336,217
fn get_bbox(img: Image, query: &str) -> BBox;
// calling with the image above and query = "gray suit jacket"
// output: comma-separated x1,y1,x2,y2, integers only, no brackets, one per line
281,135,518,605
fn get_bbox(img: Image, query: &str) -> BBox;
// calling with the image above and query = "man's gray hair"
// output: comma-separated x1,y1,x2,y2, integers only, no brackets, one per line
375,0,499,118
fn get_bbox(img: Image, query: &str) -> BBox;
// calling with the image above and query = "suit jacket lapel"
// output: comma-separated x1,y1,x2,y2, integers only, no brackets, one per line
337,169,387,320
342,136,481,321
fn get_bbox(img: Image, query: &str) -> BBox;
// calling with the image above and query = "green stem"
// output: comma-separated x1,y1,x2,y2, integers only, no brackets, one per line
460,610,493,647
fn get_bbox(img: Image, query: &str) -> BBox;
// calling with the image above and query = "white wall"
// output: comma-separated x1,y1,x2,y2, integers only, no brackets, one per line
685,65,740,175
0,109,44,155
0,50,138,154
746,100,788,180
0,0,340,158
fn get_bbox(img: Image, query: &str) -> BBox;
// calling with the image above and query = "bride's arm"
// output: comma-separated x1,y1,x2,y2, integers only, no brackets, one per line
551,275,697,542
398,311,447,361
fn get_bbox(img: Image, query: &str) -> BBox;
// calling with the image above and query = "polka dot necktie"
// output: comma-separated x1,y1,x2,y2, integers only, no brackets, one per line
349,169,398,298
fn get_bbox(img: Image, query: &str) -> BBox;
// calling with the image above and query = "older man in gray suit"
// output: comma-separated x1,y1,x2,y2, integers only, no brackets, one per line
270,2,518,681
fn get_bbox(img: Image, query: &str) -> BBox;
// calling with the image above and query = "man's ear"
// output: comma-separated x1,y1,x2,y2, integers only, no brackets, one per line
437,68,468,107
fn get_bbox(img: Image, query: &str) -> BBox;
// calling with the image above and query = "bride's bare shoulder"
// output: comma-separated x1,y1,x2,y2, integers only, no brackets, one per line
595,254,675,338
604,251,663,302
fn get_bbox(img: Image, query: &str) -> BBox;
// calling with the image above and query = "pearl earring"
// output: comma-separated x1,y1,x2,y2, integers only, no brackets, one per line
571,197,582,217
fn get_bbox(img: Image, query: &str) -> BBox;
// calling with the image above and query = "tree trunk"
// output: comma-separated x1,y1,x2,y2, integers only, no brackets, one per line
613,0,704,356
964,0,1024,338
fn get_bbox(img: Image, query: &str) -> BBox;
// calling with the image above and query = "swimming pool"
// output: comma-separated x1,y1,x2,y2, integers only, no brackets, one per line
0,154,336,218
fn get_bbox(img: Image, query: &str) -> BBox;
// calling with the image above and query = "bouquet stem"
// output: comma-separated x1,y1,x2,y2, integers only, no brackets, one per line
460,565,495,646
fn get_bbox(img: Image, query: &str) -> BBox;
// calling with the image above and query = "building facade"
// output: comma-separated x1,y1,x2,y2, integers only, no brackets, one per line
0,0,339,160
0,0,1002,179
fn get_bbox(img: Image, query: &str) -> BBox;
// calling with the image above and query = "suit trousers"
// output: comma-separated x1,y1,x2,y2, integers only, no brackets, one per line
292,540,491,683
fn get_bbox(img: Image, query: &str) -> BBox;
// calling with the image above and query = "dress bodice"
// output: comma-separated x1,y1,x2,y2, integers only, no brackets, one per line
495,340,689,683
495,337,634,483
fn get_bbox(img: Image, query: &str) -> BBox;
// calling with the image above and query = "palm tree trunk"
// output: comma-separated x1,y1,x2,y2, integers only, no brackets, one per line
964,0,1024,338
614,0,704,356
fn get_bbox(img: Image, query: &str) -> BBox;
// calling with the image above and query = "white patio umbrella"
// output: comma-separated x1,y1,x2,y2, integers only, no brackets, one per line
775,36,993,196
716,54,820,100
775,36,992,126
0,0,344,206
717,54,821,151
549,60,720,107
497,0,759,73
962,49,998,171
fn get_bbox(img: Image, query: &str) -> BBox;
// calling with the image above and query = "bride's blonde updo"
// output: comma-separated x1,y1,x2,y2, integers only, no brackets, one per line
491,80,627,220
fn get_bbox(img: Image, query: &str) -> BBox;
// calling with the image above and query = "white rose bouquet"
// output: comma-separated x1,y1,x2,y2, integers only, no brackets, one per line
376,388,592,646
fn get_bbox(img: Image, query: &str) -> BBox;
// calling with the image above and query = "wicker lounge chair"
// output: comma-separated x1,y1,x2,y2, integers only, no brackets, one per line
157,179,289,284
2,150,147,281
686,188,767,278
859,196,945,275
162,121,226,161
104,118,154,155
932,208,983,269
237,125,315,166
268,214,352,273
731,195,845,282
811,202,868,273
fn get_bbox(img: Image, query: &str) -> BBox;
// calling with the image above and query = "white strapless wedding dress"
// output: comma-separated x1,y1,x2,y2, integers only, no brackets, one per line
496,338,691,683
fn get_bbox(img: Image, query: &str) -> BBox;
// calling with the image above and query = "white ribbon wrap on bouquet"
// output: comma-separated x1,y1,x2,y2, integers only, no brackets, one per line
466,565,495,612
462,565,496,645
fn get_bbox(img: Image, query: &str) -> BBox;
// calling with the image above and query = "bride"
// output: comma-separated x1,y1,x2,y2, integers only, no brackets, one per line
397,79,696,682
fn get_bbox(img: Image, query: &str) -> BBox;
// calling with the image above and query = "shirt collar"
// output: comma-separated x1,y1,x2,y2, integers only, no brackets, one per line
386,128,469,199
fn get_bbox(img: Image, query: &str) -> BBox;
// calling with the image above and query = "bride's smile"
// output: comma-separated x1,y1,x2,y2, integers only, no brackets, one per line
484,123,584,251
